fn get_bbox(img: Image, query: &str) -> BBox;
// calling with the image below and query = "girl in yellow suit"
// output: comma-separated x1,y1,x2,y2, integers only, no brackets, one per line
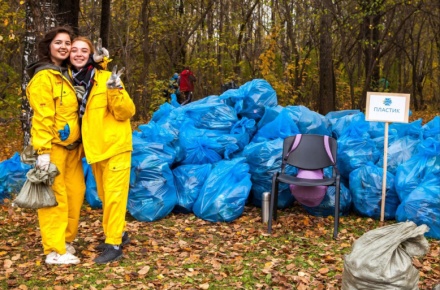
69,37,135,264
25,26,84,265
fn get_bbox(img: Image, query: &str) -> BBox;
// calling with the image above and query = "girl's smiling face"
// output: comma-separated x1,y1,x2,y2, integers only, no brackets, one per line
70,40,92,69
49,32,71,66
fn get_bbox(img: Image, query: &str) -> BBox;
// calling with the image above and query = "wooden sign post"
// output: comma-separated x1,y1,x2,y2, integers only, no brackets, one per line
365,92,410,222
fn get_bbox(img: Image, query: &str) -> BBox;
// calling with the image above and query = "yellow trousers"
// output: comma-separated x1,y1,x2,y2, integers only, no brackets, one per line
37,144,85,255
91,151,131,245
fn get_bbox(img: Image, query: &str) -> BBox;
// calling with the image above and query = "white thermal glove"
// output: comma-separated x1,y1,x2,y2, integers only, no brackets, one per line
93,38,109,63
36,153,50,171
106,65,125,89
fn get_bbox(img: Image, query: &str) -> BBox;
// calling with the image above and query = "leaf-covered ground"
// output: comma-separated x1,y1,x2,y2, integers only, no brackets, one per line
0,111,439,289
0,199,439,290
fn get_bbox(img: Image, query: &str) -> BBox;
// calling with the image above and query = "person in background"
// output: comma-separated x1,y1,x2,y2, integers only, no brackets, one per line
25,26,84,265
163,72,180,102
69,36,135,264
178,66,196,105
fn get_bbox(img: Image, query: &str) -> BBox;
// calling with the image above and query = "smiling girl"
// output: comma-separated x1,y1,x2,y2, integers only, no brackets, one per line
69,37,135,264
25,26,85,265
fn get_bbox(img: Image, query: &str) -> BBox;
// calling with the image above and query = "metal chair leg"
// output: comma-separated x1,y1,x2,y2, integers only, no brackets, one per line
333,178,341,239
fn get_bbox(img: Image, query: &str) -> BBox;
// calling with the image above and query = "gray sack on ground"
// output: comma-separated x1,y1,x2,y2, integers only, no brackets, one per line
342,221,429,290
13,163,60,209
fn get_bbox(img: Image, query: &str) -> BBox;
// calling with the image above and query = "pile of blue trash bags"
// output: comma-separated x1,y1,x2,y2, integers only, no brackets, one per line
1,79,439,239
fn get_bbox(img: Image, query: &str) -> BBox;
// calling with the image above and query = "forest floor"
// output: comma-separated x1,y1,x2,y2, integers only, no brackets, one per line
0,110,439,289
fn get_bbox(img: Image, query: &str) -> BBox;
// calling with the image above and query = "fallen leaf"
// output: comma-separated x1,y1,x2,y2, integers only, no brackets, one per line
138,266,150,275
199,283,209,289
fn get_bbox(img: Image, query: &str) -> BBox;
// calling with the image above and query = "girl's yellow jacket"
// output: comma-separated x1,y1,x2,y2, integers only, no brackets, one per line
26,63,81,155
81,69,135,164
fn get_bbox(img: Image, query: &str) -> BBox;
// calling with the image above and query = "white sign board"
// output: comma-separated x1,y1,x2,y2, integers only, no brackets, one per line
365,92,410,123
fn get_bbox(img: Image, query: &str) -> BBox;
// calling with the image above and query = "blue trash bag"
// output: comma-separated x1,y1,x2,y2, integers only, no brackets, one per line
396,173,440,239
390,118,423,139
178,123,225,165
251,108,300,143
422,116,440,140
128,163,177,222
330,112,364,138
371,131,398,152
82,158,102,209
193,157,252,222
128,137,178,222
303,181,352,217
170,93,180,107
0,152,32,201
337,127,380,179
188,117,256,160
284,105,332,135
257,105,284,129
220,79,278,122
242,138,295,209
326,109,360,128
395,137,440,201
137,121,176,145
173,101,238,131
339,112,369,137
367,121,386,139
349,162,399,220
151,102,174,124
376,135,421,175
229,117,257,151
131,134,176,169
172,164,212,213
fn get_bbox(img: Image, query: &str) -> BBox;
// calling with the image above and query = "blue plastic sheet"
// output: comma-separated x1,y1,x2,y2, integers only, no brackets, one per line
349,162,399,220
396,173,440,239
0,152,31,201
193,158,252,222
172,164,212,213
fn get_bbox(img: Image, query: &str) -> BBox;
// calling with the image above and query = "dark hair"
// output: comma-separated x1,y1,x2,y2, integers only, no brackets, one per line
37,26,75,65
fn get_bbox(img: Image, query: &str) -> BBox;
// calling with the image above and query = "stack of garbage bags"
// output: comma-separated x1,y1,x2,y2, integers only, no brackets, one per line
1,79,439,239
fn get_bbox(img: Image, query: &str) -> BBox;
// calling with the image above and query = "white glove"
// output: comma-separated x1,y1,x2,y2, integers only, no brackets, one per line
107,65,125,89
37,154,50,171
93,38,109,63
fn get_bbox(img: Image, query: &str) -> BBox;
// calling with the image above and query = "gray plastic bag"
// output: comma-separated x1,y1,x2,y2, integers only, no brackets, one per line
13,163,60,209
342,221,429,290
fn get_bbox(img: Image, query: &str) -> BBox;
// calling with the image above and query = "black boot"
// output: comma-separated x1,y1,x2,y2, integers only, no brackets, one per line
95,232,130,252
94,245,123,264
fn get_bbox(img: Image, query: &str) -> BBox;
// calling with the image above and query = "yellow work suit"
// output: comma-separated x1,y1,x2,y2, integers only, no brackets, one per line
26,63,85,255
80,68,135,245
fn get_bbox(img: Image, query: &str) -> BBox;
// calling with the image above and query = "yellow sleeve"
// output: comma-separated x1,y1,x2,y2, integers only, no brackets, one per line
27,73,56,154
107,83,136,121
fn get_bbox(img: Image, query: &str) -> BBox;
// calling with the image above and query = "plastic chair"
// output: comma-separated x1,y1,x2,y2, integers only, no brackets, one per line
267,134,341,239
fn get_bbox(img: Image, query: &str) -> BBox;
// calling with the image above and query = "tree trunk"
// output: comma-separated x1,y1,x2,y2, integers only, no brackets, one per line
318,1,336,115
56,0,80,35
100,0,111,48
